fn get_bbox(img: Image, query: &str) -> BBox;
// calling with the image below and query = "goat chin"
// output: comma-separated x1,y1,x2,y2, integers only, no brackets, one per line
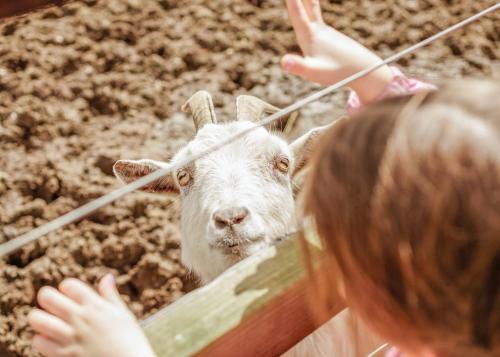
282,309,383,357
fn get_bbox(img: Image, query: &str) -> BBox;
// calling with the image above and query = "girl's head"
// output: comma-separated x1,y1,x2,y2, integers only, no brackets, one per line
303,80,500,356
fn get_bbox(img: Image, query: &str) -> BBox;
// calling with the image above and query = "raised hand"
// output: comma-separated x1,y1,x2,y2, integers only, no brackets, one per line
282,0,393,104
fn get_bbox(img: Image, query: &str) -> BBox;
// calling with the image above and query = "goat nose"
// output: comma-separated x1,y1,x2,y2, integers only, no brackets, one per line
213,207,249,229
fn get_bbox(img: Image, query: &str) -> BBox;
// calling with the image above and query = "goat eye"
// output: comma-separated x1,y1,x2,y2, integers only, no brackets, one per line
177,170,190,186
276,157,289,173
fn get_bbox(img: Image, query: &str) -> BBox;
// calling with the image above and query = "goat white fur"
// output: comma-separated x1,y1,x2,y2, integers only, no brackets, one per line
113,91,328,283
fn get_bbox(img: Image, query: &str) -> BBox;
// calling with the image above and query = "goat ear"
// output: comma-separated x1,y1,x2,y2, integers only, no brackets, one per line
289,123,333,177
288,124,334,196
113,159,179,195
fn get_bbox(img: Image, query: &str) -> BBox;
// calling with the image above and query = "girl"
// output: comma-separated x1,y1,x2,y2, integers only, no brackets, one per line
28,1,498,356
303,78,500,357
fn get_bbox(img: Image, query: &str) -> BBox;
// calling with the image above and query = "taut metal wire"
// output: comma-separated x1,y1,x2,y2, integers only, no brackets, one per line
0,3,498,257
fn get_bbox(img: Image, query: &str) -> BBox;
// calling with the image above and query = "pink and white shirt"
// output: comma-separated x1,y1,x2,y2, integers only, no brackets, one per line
385,346,404,357
346,66,437,114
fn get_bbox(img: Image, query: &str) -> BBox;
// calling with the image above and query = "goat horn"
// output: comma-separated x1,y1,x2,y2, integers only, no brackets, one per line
181,91,217,131
236,95,280,123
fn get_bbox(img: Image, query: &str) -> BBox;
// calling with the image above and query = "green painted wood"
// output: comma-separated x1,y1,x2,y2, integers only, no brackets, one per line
141,232,323,357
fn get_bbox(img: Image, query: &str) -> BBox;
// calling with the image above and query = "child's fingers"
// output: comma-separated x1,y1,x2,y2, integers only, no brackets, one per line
281,54,314,78
304,0,323,22
37,286,82,322
98,274,125,307
282,55,339,85
28,309,74,344
32,334,65,357
59,278,101,306
285,0,311,35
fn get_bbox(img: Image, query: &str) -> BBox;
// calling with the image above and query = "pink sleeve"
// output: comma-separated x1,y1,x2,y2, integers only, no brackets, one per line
385,347,404,357
346,66,437,114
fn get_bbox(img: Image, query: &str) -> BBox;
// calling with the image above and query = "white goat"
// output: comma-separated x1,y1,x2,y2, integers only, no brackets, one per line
113,91,328,284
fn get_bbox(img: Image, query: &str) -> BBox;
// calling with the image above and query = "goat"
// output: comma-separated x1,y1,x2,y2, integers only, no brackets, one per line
114,91,382,355
113,91,329,284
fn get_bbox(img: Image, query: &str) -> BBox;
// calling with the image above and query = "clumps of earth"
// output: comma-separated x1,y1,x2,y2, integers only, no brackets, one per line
0,0,498,355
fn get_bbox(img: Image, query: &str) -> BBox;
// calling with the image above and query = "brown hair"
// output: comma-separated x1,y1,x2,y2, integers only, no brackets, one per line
302,80,500,356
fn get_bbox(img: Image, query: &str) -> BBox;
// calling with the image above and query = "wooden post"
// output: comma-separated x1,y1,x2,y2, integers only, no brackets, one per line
0,0,66,19
141,233,343,357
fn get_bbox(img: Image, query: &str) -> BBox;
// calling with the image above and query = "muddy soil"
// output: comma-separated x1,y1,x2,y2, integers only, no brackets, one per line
0,0,498,356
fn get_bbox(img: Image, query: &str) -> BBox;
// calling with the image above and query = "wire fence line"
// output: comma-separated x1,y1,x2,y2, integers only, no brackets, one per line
366,343,389,357
0,3,498,258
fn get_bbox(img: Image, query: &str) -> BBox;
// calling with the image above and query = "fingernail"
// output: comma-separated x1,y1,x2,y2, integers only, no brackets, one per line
282,56,294,71
105,273,115,287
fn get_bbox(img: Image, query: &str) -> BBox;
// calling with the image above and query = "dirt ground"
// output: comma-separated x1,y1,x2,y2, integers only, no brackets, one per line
0,0,498,356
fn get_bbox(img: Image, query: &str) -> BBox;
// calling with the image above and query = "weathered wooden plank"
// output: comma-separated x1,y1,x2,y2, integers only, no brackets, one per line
0,0,66,19
141,232,342,357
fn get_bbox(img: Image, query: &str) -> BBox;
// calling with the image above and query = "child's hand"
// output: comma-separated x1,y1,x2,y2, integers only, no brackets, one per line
282,0,393,104
28,275,156,357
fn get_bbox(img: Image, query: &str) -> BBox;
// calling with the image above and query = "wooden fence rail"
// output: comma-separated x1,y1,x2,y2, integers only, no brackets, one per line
141,232,343,357
0,0,66,19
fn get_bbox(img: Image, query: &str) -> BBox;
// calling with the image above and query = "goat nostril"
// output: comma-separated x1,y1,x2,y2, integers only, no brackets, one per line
213,214,229,229
233,208,248,224
231,207,249,225
213,207,249,229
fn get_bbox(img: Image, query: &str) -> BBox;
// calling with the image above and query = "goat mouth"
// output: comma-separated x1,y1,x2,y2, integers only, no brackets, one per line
220,243,245,257
213,240,247,258
212,233,265,257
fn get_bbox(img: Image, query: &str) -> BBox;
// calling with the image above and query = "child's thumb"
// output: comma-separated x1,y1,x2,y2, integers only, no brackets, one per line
281,54,313,78
98,273,125,306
